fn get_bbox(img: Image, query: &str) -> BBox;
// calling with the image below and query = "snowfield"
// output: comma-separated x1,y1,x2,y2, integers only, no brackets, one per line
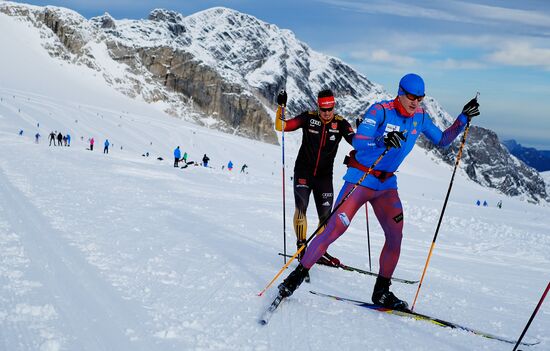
0,9,549,351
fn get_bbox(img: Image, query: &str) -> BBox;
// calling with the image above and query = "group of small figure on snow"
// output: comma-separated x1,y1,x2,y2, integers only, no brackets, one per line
27,128,111,154
173,146,248,173
23,127,244,171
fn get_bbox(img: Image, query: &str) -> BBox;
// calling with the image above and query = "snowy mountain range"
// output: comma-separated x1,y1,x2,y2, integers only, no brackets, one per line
0,3,549,350
0,1,547,203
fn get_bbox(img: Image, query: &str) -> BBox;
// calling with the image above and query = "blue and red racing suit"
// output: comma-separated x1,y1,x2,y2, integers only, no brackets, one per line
300,97,468,278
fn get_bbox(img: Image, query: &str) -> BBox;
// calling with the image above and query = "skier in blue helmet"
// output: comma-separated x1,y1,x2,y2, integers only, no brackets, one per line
277,73,480,311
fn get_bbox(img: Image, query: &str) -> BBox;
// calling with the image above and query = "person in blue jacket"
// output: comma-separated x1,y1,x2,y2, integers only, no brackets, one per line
277,73,480,310
104,139,110,154
174,146,181,167
228,161,233,171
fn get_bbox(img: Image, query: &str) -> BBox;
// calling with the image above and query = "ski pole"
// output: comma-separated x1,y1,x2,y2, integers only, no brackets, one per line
512,281,549,351
366,204,372,271
411,108,474,311
258,147,390,296
281,105,287,264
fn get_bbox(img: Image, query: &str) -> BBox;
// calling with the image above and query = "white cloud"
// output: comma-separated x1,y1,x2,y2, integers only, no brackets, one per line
319,0,550,30
432,58,486,70
487,43,550,70
350,49,416,66
453,1,550,28
320,0,462,22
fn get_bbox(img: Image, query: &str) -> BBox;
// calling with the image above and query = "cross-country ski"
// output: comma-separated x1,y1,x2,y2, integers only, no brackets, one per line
310,291,540,347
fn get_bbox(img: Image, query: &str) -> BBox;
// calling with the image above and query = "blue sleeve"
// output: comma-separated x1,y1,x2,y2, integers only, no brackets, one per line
422,113,468,147
353,105,385,151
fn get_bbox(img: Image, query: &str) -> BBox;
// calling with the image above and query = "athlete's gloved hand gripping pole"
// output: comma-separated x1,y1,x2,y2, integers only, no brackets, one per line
411,93,479,311
258,140,396,296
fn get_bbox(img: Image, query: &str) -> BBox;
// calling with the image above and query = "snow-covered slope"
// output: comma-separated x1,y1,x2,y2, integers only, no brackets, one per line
0,7,549,351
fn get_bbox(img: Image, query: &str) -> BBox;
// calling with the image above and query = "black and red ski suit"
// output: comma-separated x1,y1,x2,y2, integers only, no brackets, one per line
278,110,354,250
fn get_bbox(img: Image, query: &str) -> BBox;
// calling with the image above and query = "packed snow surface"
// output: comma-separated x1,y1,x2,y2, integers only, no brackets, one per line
0,9,549,351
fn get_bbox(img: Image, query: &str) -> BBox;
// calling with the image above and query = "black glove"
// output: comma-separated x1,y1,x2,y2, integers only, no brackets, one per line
462,98,480,120
355,117,363,129
277,90,287,106
384,131,406,149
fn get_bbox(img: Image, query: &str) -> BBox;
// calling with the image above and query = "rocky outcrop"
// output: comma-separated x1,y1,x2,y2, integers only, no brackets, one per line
148,9,186,36
137,46,276,142
39,8,89,54
418,126,547,203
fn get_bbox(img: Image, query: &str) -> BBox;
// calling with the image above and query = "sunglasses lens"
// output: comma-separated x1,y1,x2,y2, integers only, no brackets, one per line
406,93,423,102
320,108,333,112
401,85,424,102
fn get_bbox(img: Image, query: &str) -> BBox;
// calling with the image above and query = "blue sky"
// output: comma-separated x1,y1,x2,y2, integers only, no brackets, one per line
14,0,550,149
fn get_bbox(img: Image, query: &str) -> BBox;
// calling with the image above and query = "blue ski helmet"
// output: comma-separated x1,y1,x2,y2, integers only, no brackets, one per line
398,73,425,97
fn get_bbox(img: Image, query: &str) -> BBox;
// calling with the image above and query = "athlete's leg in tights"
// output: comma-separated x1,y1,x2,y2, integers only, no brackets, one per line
300,182,404,280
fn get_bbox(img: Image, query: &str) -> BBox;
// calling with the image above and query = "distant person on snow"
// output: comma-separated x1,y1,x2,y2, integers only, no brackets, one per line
275,88,355,266
228,161,233,171
89,137,95,151
174,146,181,167
497,200,502,209
35,132,40,143
104,139,110,154
483,200,488,207
183,152,188,164
476,200,481,206
277,73,480,311
202,154,210,167
18,129,23,136
66,134,71,146
49,131,56,146
241,164,248,173
57,132,63,146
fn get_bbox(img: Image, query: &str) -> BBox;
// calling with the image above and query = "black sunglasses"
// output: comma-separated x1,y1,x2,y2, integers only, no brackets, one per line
320,107,334,112
400,85,425,102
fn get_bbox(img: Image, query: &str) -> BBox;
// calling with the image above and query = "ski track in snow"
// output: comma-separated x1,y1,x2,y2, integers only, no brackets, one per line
1,129,548,350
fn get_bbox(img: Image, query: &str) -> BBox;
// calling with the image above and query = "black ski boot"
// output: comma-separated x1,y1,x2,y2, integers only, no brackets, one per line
372,276,409,311
278,264,310,297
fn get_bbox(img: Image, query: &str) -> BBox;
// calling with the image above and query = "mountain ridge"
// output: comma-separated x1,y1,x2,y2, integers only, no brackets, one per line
502,139,550,172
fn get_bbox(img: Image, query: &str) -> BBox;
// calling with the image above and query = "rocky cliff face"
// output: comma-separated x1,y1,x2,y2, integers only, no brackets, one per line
0,2,547,203
418,126,546,202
